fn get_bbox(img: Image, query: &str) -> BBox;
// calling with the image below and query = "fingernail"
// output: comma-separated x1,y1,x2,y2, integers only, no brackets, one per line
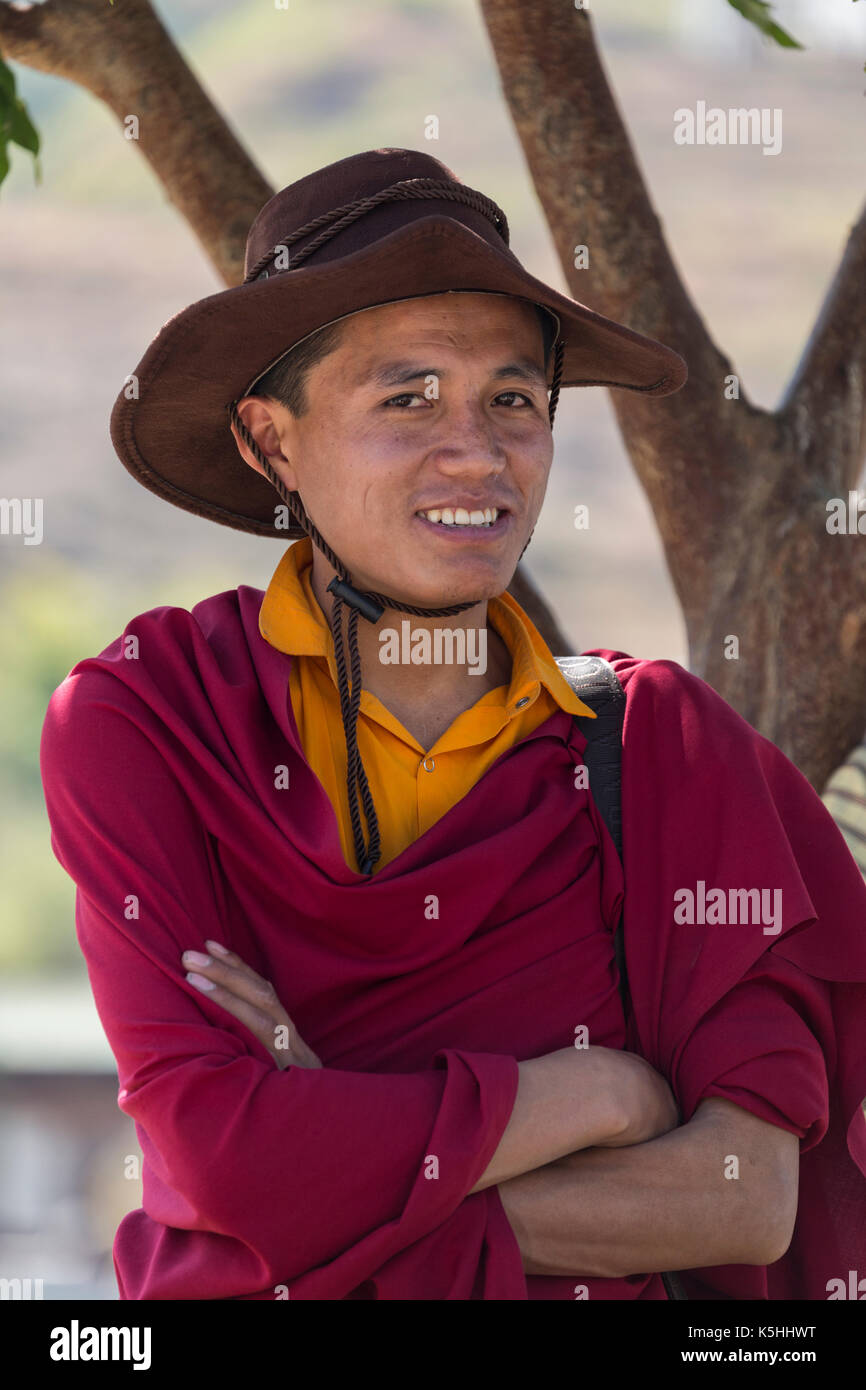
187,971,216,992
205,940,230,956
183,950,212,967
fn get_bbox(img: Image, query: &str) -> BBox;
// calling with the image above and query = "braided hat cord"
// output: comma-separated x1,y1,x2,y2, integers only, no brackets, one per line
229,179,564,876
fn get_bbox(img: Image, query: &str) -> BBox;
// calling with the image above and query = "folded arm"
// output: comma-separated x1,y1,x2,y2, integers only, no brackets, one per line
41,675,530,1298
42,671,650,1300
498,1095,799,1278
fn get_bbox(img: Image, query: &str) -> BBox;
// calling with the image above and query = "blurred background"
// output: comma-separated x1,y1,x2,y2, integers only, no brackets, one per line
1,0,863,1297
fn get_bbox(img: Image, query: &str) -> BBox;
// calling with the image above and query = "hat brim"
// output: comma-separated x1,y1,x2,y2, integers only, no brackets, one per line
110,215,687,539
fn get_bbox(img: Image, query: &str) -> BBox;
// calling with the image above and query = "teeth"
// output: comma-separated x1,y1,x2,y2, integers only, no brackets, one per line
417,507,500,527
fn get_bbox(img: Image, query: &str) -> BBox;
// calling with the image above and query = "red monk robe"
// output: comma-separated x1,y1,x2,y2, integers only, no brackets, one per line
39,585,866,1300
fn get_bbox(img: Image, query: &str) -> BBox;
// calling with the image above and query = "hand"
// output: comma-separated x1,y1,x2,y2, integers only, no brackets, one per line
181,940,322,1071
592,1047,680,1148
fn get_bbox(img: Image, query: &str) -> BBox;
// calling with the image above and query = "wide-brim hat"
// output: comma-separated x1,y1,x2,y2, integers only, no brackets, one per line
110,147,688,540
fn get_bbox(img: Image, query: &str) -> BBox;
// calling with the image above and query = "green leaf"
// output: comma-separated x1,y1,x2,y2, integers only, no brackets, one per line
7,97,40,154
725,0,804,49
0,55,41,191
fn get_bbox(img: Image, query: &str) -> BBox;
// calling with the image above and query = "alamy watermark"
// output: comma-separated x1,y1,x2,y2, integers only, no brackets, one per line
378,620,487,675
49,1320,151,1369
0,497,43,545
826,491,866,534
0,1276,43,1298
674,880,783,935
826,1270,866,1299
674,101,782,156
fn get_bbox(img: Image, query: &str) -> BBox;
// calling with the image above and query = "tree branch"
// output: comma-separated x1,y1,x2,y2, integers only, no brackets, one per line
479,0,866,789
779,199,866,493
478,6,743,442
0,0,272,284
477,0,769,623
0,0,56,52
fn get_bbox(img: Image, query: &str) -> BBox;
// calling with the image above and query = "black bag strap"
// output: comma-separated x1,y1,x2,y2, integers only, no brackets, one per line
555,655,688,1302
555,656,629,1015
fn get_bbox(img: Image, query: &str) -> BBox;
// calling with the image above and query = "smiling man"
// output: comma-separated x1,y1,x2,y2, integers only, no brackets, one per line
40,149,866,1301
234,292,550,760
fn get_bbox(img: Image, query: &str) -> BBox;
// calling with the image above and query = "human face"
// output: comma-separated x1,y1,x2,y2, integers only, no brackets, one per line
244,292,553,607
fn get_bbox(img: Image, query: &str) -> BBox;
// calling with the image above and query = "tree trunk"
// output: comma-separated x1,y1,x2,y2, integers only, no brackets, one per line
479,0,866,790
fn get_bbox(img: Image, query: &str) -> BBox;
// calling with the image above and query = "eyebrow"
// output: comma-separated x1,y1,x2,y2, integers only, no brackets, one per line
358,357,548,389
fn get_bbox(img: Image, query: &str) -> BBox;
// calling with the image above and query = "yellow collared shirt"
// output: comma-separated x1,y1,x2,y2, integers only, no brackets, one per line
259,537,595,872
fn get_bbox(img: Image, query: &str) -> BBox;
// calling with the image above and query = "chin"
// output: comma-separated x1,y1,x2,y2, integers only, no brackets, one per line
354,536,517,608
408,575,508,611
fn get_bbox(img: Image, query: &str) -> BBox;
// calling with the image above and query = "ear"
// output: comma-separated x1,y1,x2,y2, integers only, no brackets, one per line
230,397,299,490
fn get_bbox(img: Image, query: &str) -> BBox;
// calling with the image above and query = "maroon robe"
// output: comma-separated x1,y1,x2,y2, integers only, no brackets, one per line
39,584,866,1299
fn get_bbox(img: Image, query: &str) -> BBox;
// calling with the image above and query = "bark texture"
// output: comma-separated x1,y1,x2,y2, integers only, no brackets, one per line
479,0,866,789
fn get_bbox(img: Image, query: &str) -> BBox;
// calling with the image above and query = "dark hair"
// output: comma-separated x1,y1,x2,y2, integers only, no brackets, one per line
250,299,557,417
250,319,347,418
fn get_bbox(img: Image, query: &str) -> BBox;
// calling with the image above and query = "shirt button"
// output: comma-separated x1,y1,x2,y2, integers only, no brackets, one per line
515,696,530,709
422,756,435,772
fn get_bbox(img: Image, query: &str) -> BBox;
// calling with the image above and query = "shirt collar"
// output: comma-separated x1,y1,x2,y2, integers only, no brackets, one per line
259,537,596,720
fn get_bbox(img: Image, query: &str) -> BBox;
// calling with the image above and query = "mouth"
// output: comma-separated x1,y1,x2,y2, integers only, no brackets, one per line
413,505,512,539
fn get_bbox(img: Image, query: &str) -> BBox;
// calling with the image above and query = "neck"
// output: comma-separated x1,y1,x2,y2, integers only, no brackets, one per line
308,553,513,737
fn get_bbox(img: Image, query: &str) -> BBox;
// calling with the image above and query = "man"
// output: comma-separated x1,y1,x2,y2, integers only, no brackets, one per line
40,148,866,1300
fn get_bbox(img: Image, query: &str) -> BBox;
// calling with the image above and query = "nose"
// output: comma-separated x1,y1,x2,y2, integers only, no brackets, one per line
427,397,508,475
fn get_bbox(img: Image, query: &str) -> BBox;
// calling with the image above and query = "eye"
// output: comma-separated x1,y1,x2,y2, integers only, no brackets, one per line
381,390,536,409
382,393,426,408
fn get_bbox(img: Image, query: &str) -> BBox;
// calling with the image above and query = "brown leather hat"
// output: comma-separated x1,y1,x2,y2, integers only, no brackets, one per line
110,146,687,540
